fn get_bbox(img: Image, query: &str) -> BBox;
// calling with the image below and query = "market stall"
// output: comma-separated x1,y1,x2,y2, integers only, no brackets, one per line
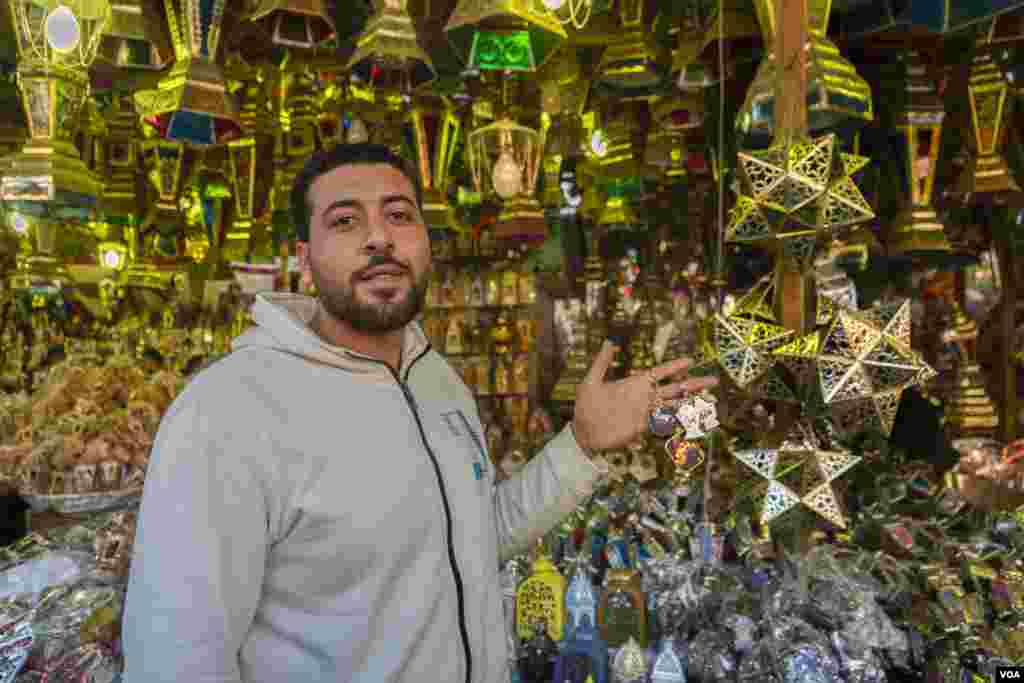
1,0,1024,679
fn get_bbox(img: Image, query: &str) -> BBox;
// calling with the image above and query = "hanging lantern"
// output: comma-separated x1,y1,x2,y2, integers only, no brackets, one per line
698,0,761,74
445,0,566,73
96,0,172,69
348,0,435,92
646,94,702,179
247,0,335,50
674,18,715,91
133,0,241,146
407,99,461,232
227,75,273,256
738,0,873,143
467,116,547,243
942,302,1000,439
99,94,141,228
597,189,640,232
1,0,112,207
584,107,642,180
595,0,668,96
539,48,590,118
956,19,1024,204
887,50,956,262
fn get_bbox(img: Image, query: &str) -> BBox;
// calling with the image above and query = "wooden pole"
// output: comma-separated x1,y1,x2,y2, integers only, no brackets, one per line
771,0,816,338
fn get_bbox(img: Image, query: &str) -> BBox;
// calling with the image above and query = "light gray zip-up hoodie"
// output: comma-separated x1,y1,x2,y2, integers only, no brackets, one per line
123,292,604,683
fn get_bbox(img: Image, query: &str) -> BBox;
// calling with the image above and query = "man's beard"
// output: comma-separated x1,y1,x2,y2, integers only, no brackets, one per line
313,267,428,334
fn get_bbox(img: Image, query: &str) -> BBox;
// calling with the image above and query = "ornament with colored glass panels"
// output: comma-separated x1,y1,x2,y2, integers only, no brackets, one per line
726,134,875,272
771,297,936,440
734,420,861,529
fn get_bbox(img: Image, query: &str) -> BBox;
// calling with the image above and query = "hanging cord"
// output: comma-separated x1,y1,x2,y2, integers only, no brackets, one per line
702,0,727,530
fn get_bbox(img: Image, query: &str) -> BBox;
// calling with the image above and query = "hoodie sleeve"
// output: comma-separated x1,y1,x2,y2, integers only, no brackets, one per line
493,425,604,562
123,385,269,683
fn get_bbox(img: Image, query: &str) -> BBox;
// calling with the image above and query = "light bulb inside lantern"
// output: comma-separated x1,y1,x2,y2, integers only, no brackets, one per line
590,129,609,158
45,5,81,52
542,0,566,9
492,149,523,200
102,250,120,269
8,212,29,236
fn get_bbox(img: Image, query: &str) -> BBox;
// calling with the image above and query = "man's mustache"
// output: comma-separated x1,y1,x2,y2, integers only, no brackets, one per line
356,254,410,277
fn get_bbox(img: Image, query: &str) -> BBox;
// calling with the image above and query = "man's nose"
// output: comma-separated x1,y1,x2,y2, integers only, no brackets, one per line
364,213,395,252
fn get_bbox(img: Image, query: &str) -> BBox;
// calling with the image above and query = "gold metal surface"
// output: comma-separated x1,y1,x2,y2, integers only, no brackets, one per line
348,0,435,91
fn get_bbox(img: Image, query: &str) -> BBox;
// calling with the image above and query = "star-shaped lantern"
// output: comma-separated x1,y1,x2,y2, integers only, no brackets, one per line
727,134,874,270
772,299,936,439
693,278,797,402
734,421,861,529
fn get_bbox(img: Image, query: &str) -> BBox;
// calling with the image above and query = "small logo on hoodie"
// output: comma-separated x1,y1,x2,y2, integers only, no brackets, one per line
441,410,489,482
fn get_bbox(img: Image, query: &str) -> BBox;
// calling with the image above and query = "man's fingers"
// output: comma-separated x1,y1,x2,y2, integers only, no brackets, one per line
650,356,695,383
583,340,617,386
659,376,719,398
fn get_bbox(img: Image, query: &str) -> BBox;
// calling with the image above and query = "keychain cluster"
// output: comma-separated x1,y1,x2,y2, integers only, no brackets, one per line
648,384,720,487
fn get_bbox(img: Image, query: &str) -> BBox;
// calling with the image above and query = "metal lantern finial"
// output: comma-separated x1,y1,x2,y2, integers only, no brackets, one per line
133,0,240,146
347,0,435,92
2,0,112,206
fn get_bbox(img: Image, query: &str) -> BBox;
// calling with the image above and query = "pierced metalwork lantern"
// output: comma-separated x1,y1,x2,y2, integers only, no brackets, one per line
2,0,112,206
348,0,435,92
97,0,172,69
133,0,241,146
888,50,955,261
595,0,668,96
467,117,547,243
407,100,462,232
956,18,1024,204
738,0,873,142
247,0,336,49
445,0,566,73
139,136,188,232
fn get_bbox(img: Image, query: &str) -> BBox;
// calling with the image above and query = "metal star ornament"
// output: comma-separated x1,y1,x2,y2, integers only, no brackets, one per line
727,134,874,270
734,421,861,529
771,298,936,439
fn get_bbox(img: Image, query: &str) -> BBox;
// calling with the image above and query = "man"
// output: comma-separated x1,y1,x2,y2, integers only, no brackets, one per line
123,143,715,683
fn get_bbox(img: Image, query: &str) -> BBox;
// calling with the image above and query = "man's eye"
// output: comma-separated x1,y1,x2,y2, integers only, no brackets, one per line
329,215,356,228
389,211,413,222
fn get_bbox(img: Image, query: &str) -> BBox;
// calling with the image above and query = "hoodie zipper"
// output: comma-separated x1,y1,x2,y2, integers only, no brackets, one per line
351,345,474,683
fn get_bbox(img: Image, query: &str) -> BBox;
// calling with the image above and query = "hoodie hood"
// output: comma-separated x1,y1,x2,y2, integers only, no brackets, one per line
232,292,430,380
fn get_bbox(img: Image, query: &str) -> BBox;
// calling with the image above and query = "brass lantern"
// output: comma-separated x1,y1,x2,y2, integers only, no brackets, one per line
698,0,761,76
445,0,566,73
247,0,336,49
408,99,462,232
467,117,547,243
942,302,999,440
2,0,112,206
887,51,955,262
96,0,172,69
227,73,273,256
595,0,668,96
133,0,241,146
347,0,435,92
956,20,1023,204
738,0,873,142
645,94,703,179
584,107,642,181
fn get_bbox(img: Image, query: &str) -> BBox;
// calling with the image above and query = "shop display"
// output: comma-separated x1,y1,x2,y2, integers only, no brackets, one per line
1,0,1024,678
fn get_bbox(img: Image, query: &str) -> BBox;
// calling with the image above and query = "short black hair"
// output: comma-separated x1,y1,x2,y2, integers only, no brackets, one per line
290,143,423,242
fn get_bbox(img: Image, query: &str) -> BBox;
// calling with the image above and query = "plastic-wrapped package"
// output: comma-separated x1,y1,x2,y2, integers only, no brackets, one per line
686,629,736,682
0,617,33,683
22,583,121,676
